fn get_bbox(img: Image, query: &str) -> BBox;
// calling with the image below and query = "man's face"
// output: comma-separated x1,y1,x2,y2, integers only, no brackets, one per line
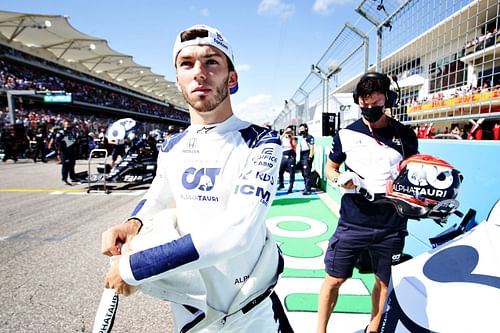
359,91,386,123
175,45,237,114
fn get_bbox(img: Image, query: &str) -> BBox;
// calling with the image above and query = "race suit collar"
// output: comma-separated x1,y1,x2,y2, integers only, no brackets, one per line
190,115,244,135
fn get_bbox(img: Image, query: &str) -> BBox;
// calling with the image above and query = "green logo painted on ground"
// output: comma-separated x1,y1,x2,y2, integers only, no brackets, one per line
267,197,373,314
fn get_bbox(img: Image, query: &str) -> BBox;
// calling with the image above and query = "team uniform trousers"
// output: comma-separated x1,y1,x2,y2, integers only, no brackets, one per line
279,150,295,189
61,151,76,181
298,150,312,191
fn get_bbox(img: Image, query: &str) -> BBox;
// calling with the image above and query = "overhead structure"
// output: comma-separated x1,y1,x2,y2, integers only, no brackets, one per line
0,10,187,109
356,0,412,70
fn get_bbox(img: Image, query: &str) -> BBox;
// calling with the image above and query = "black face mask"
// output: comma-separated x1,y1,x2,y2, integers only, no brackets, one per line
360,106,384,123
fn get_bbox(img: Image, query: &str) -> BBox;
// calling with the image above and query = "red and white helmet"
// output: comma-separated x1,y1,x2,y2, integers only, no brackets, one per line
386,154,463,223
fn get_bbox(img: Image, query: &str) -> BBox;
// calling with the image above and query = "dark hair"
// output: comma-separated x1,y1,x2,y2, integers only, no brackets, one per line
356,73,390,98
180,28,235,72
353,72,398,108
299,123,308,130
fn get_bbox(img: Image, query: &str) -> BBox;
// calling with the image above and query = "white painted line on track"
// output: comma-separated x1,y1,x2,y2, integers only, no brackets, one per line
286,311,369,333
276,277,369,298
48,190,146,196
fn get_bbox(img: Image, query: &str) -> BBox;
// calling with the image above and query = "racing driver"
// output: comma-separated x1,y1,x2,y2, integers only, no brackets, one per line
101,24,294,333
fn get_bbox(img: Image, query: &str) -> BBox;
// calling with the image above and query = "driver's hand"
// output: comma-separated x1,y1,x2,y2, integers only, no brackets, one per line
104,260,137,296
101,219,141,256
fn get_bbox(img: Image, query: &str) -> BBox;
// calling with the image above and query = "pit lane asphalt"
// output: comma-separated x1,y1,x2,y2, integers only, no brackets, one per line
0,159,174,332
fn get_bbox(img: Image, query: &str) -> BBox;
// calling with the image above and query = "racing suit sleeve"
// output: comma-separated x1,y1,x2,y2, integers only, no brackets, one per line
119,131,282,286
128,151,176,227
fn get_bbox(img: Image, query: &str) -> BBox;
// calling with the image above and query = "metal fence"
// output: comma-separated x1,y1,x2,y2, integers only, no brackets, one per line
273,23,369,131
274,0,500,134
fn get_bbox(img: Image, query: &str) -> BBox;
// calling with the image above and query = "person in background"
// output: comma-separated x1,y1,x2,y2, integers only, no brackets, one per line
296,123,314,195
450,124,460,136
33,125,47,163
278,125,296,194
46,126,59,161
163,124,177,143
1,126,17,162
493,121,500,140
55,119,79,185
110,134,126,167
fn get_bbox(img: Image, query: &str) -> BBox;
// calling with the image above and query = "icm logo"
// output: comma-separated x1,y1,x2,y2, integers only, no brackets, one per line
182,167,221,191
234,184,271,205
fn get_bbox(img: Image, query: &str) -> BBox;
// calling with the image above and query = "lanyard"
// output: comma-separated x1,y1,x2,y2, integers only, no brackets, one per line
368,123,383,146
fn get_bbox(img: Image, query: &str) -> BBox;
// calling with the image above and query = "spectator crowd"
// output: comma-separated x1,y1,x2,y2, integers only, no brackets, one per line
0,45,190,123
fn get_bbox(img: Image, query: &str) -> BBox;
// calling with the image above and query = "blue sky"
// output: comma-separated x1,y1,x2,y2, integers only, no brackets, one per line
3,0,375,125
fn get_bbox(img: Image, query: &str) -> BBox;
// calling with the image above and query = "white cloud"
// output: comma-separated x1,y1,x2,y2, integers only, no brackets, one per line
257,0,295,19
234,94,281,125
312,0,352,15
236,64,251,72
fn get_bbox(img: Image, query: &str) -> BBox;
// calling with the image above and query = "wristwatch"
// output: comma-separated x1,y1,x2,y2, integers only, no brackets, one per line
331,169,339,184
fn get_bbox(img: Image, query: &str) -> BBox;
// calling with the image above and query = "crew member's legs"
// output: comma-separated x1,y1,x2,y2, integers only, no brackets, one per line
316,275,346,333
367,276,388,333
69,158,77,181
33,146,39,162
366,229,405,332
318,223,372,332
278,155,287,189
61,153,70,183
286,156,295,193
300,153,312,194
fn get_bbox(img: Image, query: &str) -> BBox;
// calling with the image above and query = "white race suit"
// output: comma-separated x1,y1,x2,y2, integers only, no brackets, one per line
118,115,293,332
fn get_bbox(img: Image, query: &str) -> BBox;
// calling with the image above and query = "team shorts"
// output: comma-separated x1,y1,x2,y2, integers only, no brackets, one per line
324,222,407,284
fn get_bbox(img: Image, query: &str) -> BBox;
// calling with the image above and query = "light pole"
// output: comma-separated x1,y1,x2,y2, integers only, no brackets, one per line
311,63,341,115
311,64,326,114
326,63,342,114
6,90,36,124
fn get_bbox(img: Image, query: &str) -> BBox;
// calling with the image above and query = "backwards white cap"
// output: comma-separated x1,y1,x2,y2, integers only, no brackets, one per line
172,24,238,94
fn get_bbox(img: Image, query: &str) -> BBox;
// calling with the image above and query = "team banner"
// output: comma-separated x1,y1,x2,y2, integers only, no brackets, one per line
408,88,500,113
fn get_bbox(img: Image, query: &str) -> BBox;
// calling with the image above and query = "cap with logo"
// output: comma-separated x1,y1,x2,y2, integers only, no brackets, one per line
173,24,238,94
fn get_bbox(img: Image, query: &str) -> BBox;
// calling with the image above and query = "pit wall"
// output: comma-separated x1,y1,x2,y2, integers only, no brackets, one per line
314,137,500,255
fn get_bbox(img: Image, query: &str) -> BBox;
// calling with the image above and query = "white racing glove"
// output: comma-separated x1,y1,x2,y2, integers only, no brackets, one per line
336,171,374,201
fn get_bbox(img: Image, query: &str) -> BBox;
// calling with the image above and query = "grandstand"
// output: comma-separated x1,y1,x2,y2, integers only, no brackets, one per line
275,0,500,140
0,11,189,131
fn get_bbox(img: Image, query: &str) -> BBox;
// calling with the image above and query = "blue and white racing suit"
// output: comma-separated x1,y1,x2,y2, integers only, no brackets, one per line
118,115,293,332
